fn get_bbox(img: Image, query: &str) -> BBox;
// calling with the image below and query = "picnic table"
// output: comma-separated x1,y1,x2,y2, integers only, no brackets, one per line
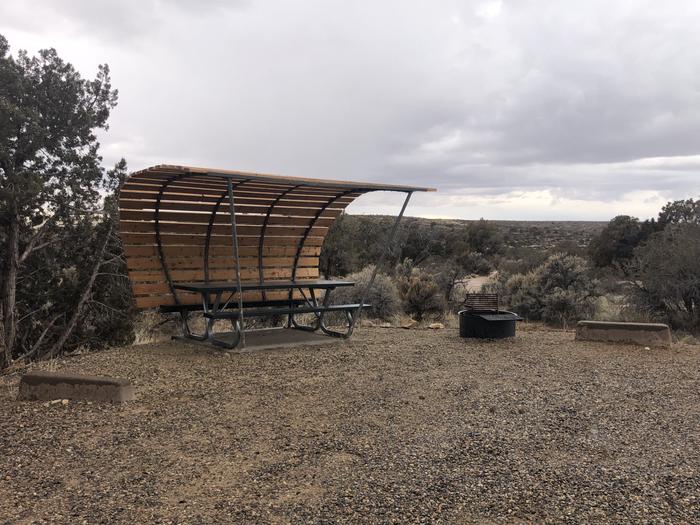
173,279,362,348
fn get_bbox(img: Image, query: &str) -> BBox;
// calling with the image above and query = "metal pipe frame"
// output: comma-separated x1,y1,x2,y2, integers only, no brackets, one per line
155,174,184,306
203,180,249,283
203,193,228,284
155,174,207,340
226,177,247,348
257,184,302,301
346,191,413,337
290,189,357,279
288,189,357,327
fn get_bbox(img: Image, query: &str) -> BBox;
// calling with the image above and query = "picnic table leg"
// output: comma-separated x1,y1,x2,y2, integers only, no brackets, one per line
176,292,215,342
290,287,322,332
208,291,243,350
209,319,242,350
178,311,208,342
318,290,357,338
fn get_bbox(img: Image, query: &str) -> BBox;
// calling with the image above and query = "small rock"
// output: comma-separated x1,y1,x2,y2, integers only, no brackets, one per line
379,322,392,328
50,399,62,405
61,399,69,405
402,320,418,329
428,322,445,329
644,346,651,351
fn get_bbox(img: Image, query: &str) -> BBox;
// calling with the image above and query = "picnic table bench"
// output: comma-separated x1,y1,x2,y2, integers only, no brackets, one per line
173,279,365,348
118,165,434,350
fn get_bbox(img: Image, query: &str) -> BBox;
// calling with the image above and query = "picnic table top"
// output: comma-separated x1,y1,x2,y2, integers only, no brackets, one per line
173,280,356,293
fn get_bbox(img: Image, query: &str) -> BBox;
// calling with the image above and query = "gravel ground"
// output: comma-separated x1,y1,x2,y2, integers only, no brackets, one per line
1,324,699,524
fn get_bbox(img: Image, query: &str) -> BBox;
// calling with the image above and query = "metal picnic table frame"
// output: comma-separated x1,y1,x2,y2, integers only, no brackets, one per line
118,165,434,350
173,279,359,348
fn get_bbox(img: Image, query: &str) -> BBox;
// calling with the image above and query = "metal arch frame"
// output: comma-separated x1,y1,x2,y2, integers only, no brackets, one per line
155,173,212,339
287,189,357,329
257,184,302,301
194,174,253,349
154,175,182,306
203,179,249,283
203,193,228,283
154,174,185,307
291,189,357,279
345,190,413,336
156,173,251,341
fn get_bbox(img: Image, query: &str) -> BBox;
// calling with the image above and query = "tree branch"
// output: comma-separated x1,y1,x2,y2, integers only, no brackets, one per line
89,299,127,317
16,314,60,361
19,215,57,264
96,272,129,279
41,221,113,359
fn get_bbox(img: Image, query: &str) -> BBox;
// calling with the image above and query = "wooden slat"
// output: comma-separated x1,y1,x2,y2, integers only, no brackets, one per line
136,292,200,308
131,271,319,294
165,174,361,196
120,186,359,202
119,209,333,227
124,256,319,271
120,233,325,247
122,178,362,201
124,177,359,196
119,197,350,213
119,221,326,237
123,244,320,258
119,191,352,208
134,289,309,309
120,200,347,217
128,267,318,284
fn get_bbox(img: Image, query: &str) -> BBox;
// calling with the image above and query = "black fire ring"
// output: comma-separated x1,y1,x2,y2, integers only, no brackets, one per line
458,310,522,339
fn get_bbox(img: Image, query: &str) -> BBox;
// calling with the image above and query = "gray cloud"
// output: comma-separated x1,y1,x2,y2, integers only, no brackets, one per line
2,0,700,219
0,0,248,43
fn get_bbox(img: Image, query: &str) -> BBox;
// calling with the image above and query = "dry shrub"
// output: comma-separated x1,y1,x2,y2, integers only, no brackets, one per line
397,268,446,321
492,253,599,327
631,223,700,332
331,265,401,320
133,310,178,345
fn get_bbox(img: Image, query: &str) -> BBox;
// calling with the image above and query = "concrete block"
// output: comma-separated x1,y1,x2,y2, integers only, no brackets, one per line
18,371,135,403
575,320,671,348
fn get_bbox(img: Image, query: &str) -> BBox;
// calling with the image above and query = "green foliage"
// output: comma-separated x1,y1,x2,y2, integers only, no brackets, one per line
497,246,549,275
0,34,128,368
331,265,401,320
454,250,492,275
588,215,648,268
631,223,700,331
0,35,118,221
495,253,599,327
396,263,446,321
320,213,355,277
465,218,504,257
658,198,700,226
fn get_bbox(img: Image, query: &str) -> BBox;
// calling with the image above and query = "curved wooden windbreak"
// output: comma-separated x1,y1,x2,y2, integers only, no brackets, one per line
119,165,433,309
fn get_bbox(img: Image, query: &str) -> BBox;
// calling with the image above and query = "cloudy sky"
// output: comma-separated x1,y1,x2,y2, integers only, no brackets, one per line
2,1,699,220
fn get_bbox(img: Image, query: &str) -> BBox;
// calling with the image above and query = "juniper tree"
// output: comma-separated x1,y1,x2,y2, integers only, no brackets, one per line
0,34,119,368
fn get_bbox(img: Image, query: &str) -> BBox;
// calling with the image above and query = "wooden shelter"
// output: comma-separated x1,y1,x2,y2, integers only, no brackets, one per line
118,164,434,348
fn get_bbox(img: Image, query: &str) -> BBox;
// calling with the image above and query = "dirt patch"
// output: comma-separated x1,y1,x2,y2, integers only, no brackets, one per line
1,326,699,523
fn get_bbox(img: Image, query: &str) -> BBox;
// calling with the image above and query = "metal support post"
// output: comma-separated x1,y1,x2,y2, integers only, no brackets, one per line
226,177,246,348
348,191,413,334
